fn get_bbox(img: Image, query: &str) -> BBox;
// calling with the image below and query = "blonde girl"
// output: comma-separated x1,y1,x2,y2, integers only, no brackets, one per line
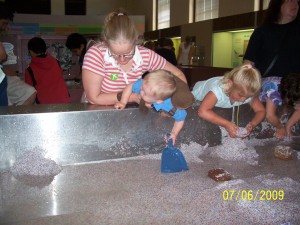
192,64,266,138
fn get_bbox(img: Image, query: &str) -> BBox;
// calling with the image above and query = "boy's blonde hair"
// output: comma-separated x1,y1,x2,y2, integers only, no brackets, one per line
221,64,262,96
143,69,176,100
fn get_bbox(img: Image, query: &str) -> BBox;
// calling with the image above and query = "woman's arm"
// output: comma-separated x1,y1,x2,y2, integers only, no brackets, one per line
163,61,187,83
198,91,238,137
82,69,119,105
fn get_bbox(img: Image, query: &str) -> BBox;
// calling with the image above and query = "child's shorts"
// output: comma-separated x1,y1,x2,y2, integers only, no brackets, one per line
7,75,36,106
259,76,282,106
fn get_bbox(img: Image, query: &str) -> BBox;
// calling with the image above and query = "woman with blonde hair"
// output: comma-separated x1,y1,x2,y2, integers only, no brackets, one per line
82,8,187,105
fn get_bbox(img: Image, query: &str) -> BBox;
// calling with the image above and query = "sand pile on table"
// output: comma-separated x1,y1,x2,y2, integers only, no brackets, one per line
11,151,62,177
203,127,259,165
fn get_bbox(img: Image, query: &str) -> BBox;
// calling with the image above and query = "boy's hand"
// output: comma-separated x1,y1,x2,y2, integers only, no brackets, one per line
225,122,239,138
164,132,177,145
114,102,126,110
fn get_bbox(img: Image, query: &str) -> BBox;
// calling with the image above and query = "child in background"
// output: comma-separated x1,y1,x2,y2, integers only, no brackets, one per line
66,33,96,73
192,64,265,138
259,73,300,139
25,37,70,104
115,69,188,145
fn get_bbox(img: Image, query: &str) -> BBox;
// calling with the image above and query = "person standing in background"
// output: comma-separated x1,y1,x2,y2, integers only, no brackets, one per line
0,2,12,106
25,37,70,104
0,2,36,106
155,38,177,66
82,8,187,106
66,33,96,80
143,40,155,51
243,0,300,78
177,36,195,65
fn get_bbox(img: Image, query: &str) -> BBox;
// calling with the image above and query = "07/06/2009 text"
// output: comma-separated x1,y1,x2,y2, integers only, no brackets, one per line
222,189,284,201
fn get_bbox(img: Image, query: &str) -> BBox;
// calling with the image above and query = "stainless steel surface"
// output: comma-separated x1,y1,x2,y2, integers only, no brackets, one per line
1,103,300,224
0,103,221,170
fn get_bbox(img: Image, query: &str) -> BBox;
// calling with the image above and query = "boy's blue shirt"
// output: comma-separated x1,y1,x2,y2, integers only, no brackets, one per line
132,79,187,122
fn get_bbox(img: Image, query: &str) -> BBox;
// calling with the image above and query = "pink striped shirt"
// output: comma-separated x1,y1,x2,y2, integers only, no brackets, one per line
82,43,167,93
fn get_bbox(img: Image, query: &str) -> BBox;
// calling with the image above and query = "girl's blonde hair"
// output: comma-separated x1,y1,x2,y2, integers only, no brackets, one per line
103,8,140,45
221,64,262,96
143,70,176,100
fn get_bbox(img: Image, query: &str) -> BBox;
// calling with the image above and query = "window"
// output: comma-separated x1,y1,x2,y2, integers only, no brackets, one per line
157,0,170,29
5,0,51,14
195,0,219,22
65,0,86,15
263,0,270,9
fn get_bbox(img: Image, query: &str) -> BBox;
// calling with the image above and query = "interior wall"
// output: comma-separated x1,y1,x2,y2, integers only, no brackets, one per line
51,0,64,15
126,0,153,32
170,0,189,27
180,20,213,67
86,0,130,15
219,0,255,17
213,32,232,68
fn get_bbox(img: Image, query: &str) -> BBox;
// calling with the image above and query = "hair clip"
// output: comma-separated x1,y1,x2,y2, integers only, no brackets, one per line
244,64,252,69
118,13,124,16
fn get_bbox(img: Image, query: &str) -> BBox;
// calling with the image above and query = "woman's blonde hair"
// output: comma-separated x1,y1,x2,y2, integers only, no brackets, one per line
221,64,262,96
103,8,140,45
143,70,176,100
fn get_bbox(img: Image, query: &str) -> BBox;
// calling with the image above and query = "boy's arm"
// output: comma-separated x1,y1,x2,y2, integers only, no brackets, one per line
169,120,185,145
119,83,134,104
198,91,238,137
248,96,266,130
286,108,300,137
114,83,133,109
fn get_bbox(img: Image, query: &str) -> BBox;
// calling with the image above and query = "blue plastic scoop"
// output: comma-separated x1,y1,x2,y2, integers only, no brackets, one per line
161,134,189,173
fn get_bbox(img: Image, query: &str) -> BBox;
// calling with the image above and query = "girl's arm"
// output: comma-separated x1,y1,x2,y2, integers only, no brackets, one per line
286,108,300,137
82,69,139,105
248,96,266,130
198,91,238,137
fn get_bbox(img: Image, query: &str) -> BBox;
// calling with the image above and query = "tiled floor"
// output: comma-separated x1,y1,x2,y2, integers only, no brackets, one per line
1,138,299,225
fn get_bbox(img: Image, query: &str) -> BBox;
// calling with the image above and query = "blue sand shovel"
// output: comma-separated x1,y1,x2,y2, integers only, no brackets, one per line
161,134,189,173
